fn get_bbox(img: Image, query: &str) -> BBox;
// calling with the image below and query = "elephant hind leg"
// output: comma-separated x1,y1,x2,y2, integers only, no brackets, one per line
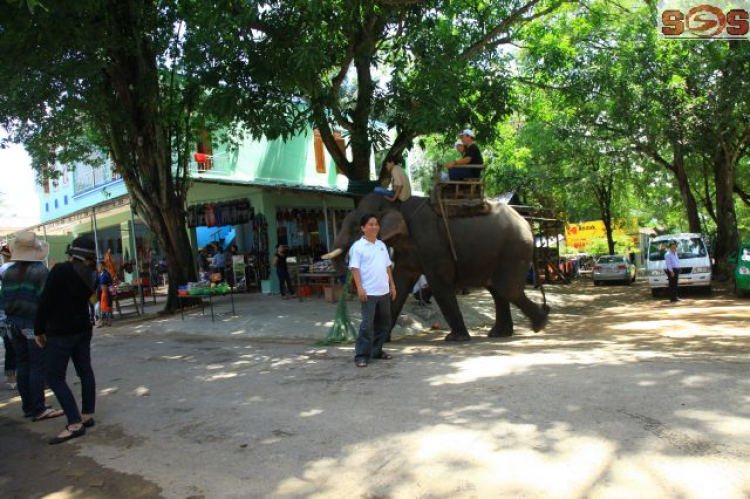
487,287,514,338
492,283,549,333
514,292,549,332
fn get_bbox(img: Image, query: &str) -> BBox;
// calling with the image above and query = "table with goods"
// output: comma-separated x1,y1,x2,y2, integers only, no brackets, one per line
112,284,142,318
176,281,236,322
297,259,343,303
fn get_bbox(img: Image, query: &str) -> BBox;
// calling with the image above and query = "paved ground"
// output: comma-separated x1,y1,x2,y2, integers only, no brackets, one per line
1,280,749,498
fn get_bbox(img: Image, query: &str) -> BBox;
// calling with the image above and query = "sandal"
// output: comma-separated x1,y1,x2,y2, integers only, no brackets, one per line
32,408,65,422
82,417,96,428
24,404,52,418
373,353,393,360
48,424,86,445
355,359,368,368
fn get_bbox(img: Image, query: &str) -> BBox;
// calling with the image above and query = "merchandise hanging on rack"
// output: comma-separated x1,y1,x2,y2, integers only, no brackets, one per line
249,213,270,281
187,199,253,228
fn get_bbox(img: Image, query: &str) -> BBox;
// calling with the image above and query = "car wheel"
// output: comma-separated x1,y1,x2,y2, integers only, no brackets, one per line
625,278,632,286
736,284,746,298
651,288,660,298
594,280,601,287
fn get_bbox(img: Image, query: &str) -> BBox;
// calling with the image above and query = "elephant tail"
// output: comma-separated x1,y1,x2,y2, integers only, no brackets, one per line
537,282,550,313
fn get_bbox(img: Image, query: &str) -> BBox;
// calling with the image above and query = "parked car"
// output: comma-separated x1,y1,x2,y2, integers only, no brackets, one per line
646,233,712,297
735,243,750,297
593,255,636,285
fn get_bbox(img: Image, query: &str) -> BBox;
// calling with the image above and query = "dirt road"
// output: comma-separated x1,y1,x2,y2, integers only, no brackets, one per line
1,281,748,498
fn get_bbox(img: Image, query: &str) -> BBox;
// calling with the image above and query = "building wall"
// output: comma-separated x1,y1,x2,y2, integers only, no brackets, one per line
189,128,350,191
38,162,128,224
38,126,353,223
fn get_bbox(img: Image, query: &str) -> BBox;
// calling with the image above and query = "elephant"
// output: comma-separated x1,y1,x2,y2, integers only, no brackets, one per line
323,193,549,342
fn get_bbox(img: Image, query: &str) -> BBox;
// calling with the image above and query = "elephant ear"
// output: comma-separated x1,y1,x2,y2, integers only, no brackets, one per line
380,210,409,242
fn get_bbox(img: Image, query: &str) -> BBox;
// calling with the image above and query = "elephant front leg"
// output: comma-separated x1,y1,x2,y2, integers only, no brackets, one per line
386,268,418,342
487,287,514,338
426,275,471,342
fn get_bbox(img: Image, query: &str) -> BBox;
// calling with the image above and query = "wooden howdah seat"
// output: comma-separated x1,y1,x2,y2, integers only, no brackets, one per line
430,164,491,217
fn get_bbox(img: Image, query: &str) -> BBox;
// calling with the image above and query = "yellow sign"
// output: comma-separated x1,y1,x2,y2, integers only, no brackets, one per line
565,219,639,250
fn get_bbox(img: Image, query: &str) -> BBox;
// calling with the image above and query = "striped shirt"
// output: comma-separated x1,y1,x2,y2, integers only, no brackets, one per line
0,262,48,330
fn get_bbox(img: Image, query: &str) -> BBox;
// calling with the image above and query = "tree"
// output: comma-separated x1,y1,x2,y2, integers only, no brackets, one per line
192,0,569,184
0,1,217,310
519,0,750,273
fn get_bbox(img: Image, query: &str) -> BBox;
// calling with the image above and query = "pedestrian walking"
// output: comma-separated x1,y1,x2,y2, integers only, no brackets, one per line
96,262,113,327
349,214,397,368
272,244,295,299
1,244,17,390
35,236,98,445
0,232,62,421
665,240,681,303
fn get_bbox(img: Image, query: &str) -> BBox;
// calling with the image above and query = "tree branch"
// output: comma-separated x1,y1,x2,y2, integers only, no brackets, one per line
461,0,568,60
312,105,352,176
735,183,750,207
375,0,426,6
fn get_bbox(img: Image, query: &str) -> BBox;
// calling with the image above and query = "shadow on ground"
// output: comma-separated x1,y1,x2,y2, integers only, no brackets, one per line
0,281,748,498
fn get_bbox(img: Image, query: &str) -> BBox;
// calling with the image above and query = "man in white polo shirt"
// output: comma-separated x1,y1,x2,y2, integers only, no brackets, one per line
349,214,397,368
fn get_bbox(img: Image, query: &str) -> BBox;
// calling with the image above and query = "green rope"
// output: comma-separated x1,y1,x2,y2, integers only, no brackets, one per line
316,272,358,345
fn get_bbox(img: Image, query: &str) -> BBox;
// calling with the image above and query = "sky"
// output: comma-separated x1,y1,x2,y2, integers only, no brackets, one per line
0,144,41,229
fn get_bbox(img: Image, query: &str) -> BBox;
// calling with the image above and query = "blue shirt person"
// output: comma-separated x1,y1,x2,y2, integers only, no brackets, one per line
664,241,681,303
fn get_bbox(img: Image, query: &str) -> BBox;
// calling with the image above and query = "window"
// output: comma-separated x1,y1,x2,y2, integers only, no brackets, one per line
64,195,68,205
195,130,213,171
54,199,58,209
313,129,326,174
597,256,625,264
648,238,707,261
333,131,346,174
45,203,49,212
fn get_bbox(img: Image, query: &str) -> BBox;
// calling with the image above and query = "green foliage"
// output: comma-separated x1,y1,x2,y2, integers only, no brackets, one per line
189,0,567,180
517,0,750,265
585,235,635,257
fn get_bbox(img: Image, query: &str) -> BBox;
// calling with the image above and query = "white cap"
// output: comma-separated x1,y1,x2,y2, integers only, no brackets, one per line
454,141,463,149
458,129,475,138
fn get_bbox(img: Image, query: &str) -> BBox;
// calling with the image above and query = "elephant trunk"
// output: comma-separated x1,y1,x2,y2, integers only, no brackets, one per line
321,248,344,260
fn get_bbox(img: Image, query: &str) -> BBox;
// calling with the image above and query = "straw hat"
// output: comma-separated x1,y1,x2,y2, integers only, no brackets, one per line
10,232,49,262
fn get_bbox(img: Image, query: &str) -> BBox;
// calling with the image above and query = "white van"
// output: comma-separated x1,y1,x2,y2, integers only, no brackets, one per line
646,233,712,296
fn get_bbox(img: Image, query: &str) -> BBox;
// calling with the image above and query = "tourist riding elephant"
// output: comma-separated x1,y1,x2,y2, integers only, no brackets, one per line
322,193,549,341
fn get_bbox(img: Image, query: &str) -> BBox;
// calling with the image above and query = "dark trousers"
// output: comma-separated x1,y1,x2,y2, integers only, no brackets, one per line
667,270,679,301
3,332,16,376
277,268,294,296
9,326,46,417
356,294,391,361
45,332,96,424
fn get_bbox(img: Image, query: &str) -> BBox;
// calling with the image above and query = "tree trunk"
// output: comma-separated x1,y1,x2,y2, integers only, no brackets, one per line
103,0,197,312
349,129,373,182
144,201,197,312
672,152,703,233
713,148,739,278
594,177,616,255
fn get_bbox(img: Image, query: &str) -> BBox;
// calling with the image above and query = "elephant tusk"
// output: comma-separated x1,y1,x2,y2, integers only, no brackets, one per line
321,248,344,260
